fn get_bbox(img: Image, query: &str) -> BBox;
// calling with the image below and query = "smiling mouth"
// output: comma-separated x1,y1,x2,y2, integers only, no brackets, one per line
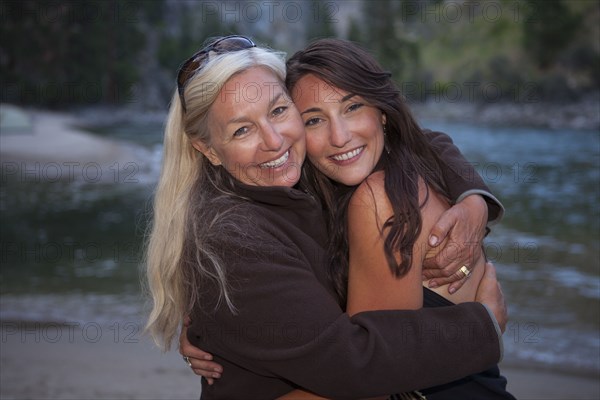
330,146,364,162
260,150,290,169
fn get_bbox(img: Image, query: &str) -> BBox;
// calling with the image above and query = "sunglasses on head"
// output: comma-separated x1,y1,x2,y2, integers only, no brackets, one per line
176,35,256,112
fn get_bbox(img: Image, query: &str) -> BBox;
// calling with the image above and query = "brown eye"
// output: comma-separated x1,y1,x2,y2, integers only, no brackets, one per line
347,103,364,112
305,117,322,127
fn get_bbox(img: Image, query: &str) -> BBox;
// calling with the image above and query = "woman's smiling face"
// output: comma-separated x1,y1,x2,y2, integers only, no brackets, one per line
291,74,386,186
193,67,306,187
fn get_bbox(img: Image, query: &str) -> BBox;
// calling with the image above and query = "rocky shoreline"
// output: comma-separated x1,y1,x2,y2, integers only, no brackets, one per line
3,93,598,148
71,93,600,133
409,94,600,131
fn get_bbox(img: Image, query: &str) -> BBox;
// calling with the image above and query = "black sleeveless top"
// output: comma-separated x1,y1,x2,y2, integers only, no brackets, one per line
420,288,517,400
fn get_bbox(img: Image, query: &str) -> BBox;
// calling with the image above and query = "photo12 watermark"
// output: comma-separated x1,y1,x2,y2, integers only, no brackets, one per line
398,1,544,24
0,240,140,265
1,161,141,184
0,1,141,25
1,81,139,105
1,321,142,344
198,1,339,24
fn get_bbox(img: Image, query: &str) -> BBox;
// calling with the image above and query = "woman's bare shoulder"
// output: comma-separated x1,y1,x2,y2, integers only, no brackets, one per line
349,171,388,207
347,171,393,230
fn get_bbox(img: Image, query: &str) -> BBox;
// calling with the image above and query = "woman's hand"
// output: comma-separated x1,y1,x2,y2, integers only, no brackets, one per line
422,194,487,293
179,317,223,385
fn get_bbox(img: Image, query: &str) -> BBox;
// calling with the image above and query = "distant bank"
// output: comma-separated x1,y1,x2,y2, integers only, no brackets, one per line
410,94,600,131
74,92,600,133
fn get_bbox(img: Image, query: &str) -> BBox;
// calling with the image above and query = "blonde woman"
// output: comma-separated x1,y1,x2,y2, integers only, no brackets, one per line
146,36,506,399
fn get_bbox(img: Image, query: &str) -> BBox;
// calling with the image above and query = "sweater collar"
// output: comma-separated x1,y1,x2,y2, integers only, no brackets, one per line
231,179,317,207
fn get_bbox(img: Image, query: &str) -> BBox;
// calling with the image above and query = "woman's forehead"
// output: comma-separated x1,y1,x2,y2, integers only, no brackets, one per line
292,74,350,103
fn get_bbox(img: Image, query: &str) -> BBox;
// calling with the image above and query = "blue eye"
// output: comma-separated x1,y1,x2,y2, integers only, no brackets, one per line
272,106,287,116
233,126,248,137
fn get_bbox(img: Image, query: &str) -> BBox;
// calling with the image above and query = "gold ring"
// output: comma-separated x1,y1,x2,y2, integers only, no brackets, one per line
183,355,192,367
460,265,471,278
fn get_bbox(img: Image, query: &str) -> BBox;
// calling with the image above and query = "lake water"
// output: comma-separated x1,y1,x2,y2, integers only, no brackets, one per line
1,118,598,377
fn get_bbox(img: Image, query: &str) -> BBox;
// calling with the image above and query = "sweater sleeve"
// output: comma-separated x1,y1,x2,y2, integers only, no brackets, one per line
189,222,502,399
423,129,505,224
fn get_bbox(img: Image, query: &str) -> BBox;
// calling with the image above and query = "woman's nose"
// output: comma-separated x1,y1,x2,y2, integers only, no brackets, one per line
329,118,351,148
261,123,284,151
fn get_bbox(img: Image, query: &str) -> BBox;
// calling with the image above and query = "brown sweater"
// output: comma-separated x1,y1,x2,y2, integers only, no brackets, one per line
188,131,503,399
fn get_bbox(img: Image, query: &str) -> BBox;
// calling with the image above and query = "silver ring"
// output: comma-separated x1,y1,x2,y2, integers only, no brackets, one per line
460,265,471,278
183,355,192,367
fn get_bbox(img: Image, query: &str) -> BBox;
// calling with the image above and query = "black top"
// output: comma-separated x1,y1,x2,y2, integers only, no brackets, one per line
421,288,517,400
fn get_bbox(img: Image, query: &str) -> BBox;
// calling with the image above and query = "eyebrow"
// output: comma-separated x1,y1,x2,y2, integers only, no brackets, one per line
226,91,284,125
299,92,357,115
341,93,356,102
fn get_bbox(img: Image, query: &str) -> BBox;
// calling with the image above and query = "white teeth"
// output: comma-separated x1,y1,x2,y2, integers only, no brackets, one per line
331,147,363,161
260,150,289,168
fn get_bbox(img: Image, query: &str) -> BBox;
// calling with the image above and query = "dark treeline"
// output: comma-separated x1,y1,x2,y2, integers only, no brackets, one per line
1,0,598,108
1,1,154,106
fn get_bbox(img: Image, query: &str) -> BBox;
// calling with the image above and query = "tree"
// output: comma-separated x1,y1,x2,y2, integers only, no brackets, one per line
305,0,338,41
360,0,419,83
157,2,224,73
346,17,362,43
522,0,581,69
0,0,148,106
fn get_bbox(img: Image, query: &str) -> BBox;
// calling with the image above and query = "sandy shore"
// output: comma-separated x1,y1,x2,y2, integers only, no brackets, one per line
0,321,201,400
1,322,598,400
1,104,150,181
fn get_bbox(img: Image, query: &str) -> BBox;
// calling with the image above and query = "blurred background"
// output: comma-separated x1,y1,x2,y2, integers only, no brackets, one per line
1,0,599,398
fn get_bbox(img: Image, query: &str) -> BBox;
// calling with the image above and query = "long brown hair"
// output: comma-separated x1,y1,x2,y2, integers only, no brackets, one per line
287,38,449,307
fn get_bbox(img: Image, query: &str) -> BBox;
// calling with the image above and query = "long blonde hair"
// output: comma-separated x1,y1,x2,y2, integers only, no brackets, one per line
144,45,287,351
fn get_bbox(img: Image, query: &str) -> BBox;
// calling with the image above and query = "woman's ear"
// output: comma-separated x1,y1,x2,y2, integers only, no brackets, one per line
192,140,222,166
381,112,387,126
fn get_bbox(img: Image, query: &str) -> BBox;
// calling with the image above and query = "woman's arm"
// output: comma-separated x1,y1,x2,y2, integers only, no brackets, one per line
276,389,330,400
423,194,488,292
187,214,502,398
346,171,423,315
423,129,504,224
277,391,386,400
346,172,485,313
422,130,505,292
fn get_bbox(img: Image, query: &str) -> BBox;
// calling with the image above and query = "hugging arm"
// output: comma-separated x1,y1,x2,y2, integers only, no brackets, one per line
186,222,502,399
422,130,505,292
346,172,425,316
424,130,504,223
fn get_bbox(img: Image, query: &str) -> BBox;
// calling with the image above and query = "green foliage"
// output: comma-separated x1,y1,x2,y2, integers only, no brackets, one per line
2,0,595,108
0,0,151,106
346,17,362,43
357,0,420,83
305,0,337,41
522,0,582,69
415,0,598,103
157,11,196,73
157,4,224,74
